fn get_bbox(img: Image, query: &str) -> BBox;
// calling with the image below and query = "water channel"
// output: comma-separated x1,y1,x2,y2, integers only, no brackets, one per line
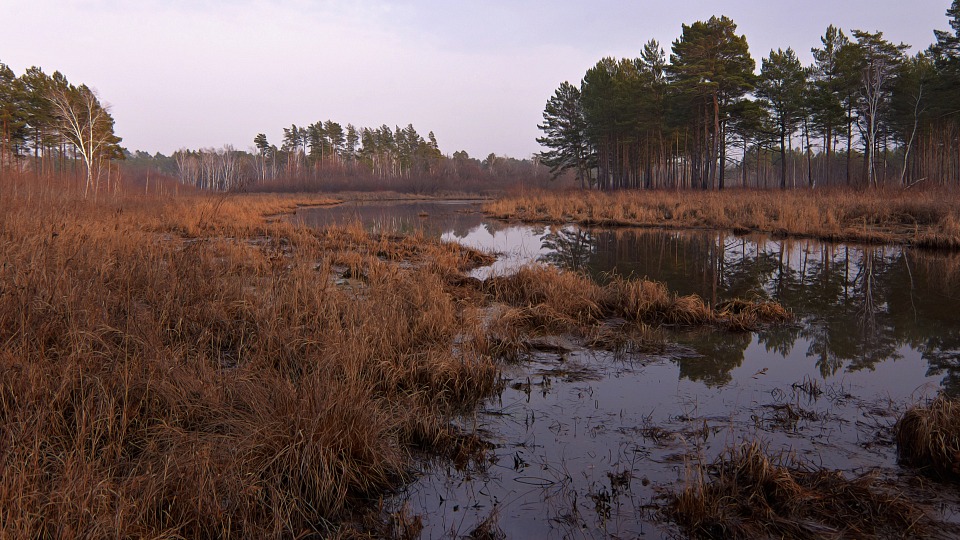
295,199,960,538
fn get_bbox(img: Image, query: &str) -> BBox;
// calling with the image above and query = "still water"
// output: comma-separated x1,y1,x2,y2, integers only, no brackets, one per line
295,200,960,538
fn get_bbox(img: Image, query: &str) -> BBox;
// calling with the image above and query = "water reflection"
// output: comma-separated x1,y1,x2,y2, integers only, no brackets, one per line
295,201,960,537
539,228,960,393
296,201,960,394
539,227,595,271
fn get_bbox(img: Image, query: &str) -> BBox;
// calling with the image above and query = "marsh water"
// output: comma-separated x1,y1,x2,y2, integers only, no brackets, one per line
295,200,960,538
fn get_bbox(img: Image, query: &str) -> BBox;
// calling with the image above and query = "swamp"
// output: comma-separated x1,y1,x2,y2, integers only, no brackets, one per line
296,199,960,538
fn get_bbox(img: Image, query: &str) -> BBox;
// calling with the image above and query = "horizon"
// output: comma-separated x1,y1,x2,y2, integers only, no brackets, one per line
1,0,952,159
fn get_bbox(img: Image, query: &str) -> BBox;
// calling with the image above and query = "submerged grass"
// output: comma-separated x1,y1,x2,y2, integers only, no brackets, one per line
895,396,960,480
666,441,936,539
487,188,960,249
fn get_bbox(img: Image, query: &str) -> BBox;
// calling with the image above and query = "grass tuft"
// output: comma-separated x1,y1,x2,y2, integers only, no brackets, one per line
895,396,960,480
666,441,934,539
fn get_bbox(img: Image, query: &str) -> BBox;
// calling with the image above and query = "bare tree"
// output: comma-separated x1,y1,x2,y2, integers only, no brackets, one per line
47,84,120,197
852,31,907,187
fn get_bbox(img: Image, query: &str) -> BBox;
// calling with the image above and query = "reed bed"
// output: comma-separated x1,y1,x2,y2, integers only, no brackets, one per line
486,188,960,249
0,180,793,537
0,185,496,538
666,441,935,539
482,266,789,333
475,265,789,360
895,396,960,480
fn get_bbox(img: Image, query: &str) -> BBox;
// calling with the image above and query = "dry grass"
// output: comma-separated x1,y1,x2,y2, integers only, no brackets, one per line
475,266,788,360
481,266,789,340
0,178,793,537
666,441,935,539
896,397,960,480
0,181,497,538
486,188,960,249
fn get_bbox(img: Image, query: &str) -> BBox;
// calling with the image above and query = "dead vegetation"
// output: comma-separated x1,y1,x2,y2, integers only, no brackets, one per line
666,441,937,539
0,177,793,537
478,266,790,358
0,181,498,538
896,396,960,480
486,188,960,249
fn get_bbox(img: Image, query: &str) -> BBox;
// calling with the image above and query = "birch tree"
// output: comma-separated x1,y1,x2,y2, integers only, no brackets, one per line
851,30,907,187
47,83,121,197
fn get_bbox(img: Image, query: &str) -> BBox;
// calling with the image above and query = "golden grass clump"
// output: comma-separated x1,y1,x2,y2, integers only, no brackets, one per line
484,266,603,330
666,441,934,539
477,266,790,359
895,396,960,480
601,276,713,325
0,183,498,538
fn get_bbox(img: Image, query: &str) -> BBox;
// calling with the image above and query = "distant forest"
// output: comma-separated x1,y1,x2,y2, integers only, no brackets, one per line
538,2,960,190
155,124,553,194
0,70,554,194
4,4,960,194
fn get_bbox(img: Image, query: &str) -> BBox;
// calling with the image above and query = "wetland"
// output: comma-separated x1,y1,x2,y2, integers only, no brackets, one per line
297,199,960,538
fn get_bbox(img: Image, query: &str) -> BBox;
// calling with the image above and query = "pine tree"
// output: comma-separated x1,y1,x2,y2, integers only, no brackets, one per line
757,48,807,189
0,62,25,171
669,16,755,190
536,81,593,187
811,25,851,183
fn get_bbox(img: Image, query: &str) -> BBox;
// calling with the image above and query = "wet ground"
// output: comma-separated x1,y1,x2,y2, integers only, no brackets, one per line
295,200,960,538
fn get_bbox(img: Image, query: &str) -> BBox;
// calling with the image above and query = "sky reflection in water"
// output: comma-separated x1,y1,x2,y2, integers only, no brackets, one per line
295,200,960,538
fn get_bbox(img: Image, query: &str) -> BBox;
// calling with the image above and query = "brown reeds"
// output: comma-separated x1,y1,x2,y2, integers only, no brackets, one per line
486,188,960,249
0,177,794,537
0,182,497,537
895,396,960,480
481,266,789,345
666,441,934,539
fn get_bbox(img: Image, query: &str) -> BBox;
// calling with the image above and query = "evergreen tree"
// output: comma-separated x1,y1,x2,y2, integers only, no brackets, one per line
756,48,807,188
669,15,755,190
811,25,851,181
536,81,593,187
344,124,359,163
0,62,25,171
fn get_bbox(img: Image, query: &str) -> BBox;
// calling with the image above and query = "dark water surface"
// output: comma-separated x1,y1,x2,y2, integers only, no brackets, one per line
295,201,960,538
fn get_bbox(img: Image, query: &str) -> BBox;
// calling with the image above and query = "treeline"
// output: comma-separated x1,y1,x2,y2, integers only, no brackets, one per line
0,62,123,196
252,122,443,184
163,122,557,193
538,3,960,190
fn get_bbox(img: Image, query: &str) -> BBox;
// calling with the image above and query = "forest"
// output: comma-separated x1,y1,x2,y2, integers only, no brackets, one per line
0,65,552,195
3,4,960,195
538,5,960,190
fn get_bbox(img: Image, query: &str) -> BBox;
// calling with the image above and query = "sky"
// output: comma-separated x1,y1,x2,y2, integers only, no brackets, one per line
0,1,953,159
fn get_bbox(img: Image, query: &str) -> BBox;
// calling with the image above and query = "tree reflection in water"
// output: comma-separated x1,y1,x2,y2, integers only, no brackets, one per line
297,201,960,393
535,227,960,391
539,226,595,271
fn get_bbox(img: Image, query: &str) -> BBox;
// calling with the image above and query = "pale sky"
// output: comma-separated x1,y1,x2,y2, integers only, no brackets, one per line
1,1,952,158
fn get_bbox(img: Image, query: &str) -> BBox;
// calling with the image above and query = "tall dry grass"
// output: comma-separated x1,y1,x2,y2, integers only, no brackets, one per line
478,266,790,358
0,177,796,536
486,188,960,249
895,397,960,481
0,180,497,537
